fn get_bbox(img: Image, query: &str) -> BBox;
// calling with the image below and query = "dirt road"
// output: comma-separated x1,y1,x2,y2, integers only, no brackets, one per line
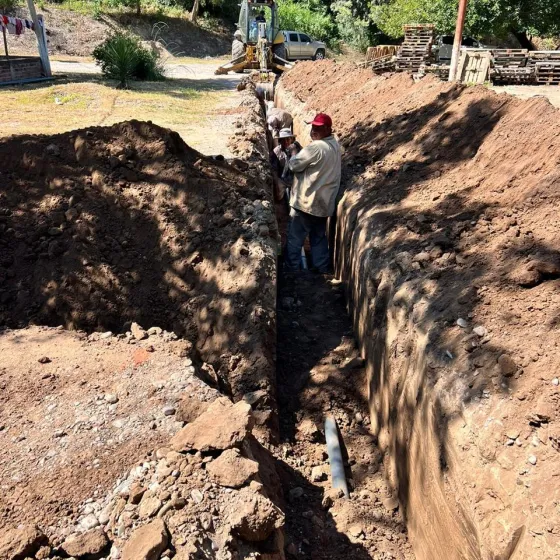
1,60,242,157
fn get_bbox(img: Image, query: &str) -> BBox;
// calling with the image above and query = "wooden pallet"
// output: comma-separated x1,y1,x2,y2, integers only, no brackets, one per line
396,23,434,74
491,49,528,68
536,61,560,84
491,67,536,84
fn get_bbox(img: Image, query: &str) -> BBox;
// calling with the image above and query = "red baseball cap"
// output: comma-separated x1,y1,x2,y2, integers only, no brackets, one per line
307,113,332,128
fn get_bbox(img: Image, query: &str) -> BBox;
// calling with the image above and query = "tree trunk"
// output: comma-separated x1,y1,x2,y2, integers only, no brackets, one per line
136,0,141,15
190,0,200,24
511,28,535,50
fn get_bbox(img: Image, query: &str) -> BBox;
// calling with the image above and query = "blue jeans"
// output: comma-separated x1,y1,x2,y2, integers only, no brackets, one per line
285,208,330,273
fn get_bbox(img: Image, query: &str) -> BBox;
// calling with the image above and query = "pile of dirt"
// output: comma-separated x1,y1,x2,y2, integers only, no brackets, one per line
10,6,230,57
279,61,560,559
0,118,277,428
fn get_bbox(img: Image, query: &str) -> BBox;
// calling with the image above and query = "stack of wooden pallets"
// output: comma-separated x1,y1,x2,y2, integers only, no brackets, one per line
491,67,535,84
526,52,560,84
535,62,560,84
396,24,434,72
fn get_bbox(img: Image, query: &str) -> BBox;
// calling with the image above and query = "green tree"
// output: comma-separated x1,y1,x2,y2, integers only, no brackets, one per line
372,0,560,47
331,0,371,51
277,0,335,44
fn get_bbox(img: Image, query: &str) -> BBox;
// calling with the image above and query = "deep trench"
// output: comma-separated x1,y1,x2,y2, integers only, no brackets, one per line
267,95,414,559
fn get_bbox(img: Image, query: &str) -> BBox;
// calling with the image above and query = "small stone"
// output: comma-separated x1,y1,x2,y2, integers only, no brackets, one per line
413,251,431,263
45,143,61,156
191,489,204,504
456,318,468,328
348,524,364,538
38,356,51,364
139,496,162,518
498,354,517,377
552,378,559,386
131,322,148,340
0,525,48,559
65,208,79,222
105,394,119,404
206,448,259,488
148,326,163,336
310,465,328,483
528,455,537,466
355,412,364,424
121,519,169,560
80,514,100,531
163,405,176,417
289,487,304,501
54,429,66,438
100,331,113,339
473,326,487,337
383,497,399,511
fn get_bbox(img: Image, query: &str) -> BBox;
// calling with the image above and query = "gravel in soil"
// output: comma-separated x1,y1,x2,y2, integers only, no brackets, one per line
276,271,414,559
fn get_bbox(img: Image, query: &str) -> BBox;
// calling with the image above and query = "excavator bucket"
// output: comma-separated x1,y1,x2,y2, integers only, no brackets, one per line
215,55,248,76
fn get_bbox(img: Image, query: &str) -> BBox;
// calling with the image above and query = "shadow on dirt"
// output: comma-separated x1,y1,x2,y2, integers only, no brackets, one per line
0,119,276,412
325,87,546,555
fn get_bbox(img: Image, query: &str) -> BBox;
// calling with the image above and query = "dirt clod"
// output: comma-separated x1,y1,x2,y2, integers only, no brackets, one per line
121,518,169,560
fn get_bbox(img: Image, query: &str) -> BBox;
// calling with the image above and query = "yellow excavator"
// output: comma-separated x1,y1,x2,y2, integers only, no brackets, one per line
216,0,292,96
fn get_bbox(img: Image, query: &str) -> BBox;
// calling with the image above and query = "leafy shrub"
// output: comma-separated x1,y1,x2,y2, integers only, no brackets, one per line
93,32,164,87
277,0,336,45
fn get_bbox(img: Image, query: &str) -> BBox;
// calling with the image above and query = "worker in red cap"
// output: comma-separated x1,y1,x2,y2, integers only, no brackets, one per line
285,112,341,273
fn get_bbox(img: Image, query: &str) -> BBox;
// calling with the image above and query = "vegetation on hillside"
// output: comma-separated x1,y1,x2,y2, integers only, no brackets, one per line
23,0,560,51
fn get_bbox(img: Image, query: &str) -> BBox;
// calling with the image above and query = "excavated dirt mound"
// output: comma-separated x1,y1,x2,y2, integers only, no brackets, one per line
0,119,277,425
279,62,560,559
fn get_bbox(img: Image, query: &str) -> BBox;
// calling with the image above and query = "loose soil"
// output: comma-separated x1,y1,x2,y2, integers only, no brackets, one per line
0,325,219,534
0,118,277,423
280,61,560,559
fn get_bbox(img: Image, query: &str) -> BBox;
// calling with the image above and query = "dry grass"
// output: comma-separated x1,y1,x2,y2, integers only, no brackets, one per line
0,78,231,147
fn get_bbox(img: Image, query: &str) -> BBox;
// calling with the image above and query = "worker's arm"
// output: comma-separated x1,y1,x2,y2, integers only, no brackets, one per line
288,143,319,173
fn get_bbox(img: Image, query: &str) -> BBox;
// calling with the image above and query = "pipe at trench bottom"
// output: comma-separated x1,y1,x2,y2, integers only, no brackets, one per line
325,415,350,498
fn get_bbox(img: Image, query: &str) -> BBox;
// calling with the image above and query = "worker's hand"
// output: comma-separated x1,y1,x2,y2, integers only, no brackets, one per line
288,144,299,155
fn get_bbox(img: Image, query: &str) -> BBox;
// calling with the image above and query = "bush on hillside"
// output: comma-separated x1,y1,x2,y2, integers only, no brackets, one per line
93,32,164,88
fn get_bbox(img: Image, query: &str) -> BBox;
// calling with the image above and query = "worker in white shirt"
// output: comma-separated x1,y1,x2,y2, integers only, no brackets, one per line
285,113,341,273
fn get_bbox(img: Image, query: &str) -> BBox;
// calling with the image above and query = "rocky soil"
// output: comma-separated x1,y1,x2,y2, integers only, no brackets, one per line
0,88,291,559
280,61,560,559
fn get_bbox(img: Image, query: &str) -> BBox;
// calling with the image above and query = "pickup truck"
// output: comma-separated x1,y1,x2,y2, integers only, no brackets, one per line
282,31,326,61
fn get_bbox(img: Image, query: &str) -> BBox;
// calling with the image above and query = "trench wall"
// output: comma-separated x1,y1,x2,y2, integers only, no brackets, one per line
277,62,560,560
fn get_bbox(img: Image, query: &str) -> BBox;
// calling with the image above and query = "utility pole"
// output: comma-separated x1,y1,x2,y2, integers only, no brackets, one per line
448,0,468,82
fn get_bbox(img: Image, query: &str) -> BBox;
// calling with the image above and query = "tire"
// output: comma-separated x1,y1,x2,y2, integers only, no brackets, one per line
313,49,325,61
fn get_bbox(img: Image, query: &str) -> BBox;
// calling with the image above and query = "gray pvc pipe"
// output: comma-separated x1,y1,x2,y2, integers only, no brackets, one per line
324,415,350,498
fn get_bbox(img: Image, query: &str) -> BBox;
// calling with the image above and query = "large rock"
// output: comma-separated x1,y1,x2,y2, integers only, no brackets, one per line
121,519,169,560
0,525,48,560
206,448,259,488
61,528,109,558
171,397,254,453
226,488,284,542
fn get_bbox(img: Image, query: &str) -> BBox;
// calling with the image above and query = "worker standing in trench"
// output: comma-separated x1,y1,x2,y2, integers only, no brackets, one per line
284,113,341,274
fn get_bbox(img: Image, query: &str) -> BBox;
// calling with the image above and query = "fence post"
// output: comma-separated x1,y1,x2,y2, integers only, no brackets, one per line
26,0,51,77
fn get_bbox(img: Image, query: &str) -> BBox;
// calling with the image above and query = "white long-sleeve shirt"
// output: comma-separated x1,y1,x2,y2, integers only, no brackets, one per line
288,135,342,217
